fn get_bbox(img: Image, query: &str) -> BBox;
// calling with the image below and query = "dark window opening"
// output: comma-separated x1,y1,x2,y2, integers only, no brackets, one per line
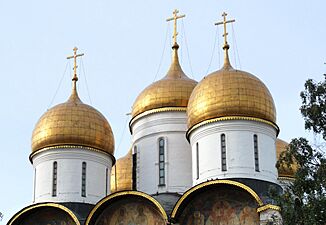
196,142,199,179
52,161,57,197
221,134,227,171
158,138,165,186
254,134,259,172
105,167,108,195
81,162,87,197
132,146,137,190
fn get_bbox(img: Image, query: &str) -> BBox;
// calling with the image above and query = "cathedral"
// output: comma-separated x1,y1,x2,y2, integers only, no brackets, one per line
7,11,295,225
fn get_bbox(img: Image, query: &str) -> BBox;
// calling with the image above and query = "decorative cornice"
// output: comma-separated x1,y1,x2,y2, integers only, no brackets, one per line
257,204,281,213
171,179,263,219
30,145,116,165
129,107,187,133
187,116,280,140
8,202,80,225
85,190,168,225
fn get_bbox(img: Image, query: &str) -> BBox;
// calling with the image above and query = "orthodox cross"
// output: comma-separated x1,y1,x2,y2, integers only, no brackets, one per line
67,47,84,82
215,12,235,47
166,9,185,45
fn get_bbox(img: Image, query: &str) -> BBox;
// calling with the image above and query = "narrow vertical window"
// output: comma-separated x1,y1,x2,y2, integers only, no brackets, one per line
221,134,227,171
52,161,57,197
158,138,165,186
105,168,108,195
81,162,87,197
132,146,137,190
196,142,199,179
254,134,259,172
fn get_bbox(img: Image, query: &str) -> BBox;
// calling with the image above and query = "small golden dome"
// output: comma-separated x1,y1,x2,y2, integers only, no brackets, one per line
111,149,132,193
276,139,296,178
131,44,197,119
187,47,276,130
31,82,114,155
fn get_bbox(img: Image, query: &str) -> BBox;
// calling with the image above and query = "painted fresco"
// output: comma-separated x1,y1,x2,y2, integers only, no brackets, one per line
178,187,259,225
18,207,76,225
95,198,166,225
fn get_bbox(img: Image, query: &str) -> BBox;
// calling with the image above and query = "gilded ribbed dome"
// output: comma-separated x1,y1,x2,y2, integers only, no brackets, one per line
276,139,296,178
111,149,132,193
131,44,197,119
187,48,276,130
31,82,114,155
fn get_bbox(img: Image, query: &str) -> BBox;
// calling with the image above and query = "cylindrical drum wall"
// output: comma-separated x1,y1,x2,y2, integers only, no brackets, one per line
32,147,113,204
131,111,192,194
189,120,278,185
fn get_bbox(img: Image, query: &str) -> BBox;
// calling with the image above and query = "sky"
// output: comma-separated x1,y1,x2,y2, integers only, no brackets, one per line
0,0,325,223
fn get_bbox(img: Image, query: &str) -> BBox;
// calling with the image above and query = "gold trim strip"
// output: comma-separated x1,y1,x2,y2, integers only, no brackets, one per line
129,107,187,133
257,204,281,213
85,190,168,225
187,116,280,139
29,145,116,165
171,180,263,219
8,202,80,225
278,176,295,181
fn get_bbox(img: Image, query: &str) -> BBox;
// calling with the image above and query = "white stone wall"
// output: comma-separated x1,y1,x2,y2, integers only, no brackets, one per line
260,208,282,225
189,120,278,185
32,148,113,204
131,111,192,194
278,177,294,192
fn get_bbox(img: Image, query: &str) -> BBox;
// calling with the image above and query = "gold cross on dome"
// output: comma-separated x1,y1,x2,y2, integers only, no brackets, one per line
67,47,84,82
166,9,185,45
215,12,235,47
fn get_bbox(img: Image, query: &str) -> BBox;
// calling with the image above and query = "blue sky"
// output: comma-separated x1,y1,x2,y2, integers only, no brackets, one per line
0,0,325,223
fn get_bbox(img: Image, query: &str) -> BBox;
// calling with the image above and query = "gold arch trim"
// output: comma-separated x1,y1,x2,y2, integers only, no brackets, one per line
257,204,281,213
129,107,187,132
8,203,80,225
29,145,116,164
85,191,168,225
187,116,280,139
171,180,263,219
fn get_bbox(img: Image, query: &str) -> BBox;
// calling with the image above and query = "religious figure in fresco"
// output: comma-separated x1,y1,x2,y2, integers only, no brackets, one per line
115,207,128,225
185,211,205,225
95,200,166,225
134,206,148,225
20,208,76,225
239,206,259,225
205,200,223,225
224,203,239,225
178,187,261,225
205,200,239,225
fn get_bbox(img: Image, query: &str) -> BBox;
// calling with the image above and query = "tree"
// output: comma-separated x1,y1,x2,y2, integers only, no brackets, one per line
275,76,326,225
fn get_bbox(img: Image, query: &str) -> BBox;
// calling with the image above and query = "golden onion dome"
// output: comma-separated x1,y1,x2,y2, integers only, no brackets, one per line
276,139,296,178
31,60,114,156
187,44,277,132
111,149,132,193
131,44,197,120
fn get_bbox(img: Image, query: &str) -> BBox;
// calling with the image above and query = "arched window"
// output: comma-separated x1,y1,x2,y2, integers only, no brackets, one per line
81,162,87,197
158,138,165,186
254,134,259,172
196,142,199,179
52,161,57,197
221,134,227,171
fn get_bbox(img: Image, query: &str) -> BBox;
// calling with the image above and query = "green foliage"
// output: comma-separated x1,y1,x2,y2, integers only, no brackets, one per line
276,138,326,225
275,76,326,225
300,75,326,139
